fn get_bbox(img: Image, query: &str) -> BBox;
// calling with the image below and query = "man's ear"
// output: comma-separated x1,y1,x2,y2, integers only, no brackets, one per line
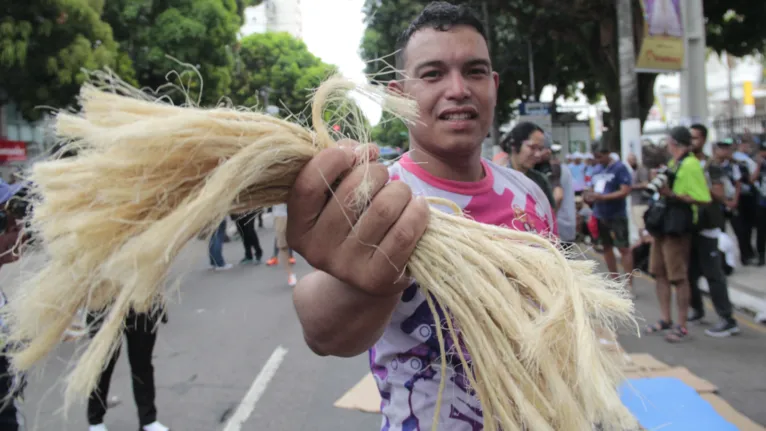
492,71,500,90
387,79,404,95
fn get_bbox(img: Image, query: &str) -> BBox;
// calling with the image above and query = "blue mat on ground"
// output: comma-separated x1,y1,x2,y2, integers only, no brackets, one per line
619,377,739,430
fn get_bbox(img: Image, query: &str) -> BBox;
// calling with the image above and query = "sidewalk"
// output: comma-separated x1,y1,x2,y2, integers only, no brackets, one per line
585,243,766,323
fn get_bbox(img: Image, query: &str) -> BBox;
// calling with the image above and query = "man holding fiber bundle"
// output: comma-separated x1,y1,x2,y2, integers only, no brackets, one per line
288,2,555,429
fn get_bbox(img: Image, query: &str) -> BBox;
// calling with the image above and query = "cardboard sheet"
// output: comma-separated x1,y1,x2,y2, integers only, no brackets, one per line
333,373,381,413
620,377,738,431
620,353,670,373
700,394,766,431
624,367,718,393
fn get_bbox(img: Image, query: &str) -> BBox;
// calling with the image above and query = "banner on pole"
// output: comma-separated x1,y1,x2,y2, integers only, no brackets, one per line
636,0,684,73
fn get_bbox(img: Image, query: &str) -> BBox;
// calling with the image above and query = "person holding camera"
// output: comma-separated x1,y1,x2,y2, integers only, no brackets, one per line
584,143,634,296
644,127,712,343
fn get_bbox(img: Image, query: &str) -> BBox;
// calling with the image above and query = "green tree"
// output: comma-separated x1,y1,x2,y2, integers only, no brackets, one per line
0,0,134,120
361,0,766,151
230,32,338,124
371,112,410,150
101,0,242,105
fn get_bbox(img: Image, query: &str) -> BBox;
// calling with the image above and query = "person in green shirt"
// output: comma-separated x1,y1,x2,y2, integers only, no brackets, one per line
646,126,712,343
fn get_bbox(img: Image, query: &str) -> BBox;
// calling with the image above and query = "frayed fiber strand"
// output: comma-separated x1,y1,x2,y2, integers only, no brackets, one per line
4,71,639,431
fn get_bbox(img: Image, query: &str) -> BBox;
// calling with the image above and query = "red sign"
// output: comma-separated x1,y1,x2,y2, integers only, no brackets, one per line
0,140,27,162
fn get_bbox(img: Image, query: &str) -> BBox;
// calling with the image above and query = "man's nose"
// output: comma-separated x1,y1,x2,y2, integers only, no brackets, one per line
445,72,470,99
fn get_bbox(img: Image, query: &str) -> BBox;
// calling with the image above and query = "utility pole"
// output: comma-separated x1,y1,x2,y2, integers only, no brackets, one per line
482,0,499,159
616,0,642,244
680,0,708,149
616,0,639,121
528,40,536,101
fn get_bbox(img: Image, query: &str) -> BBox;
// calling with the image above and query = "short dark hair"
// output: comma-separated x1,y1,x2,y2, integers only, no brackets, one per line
690,123,708,140
395,2,487,74
501,122,543,152
591,139,610,155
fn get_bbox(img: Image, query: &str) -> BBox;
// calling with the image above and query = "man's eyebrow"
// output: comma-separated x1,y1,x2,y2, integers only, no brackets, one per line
413,60,445,74
465,59,491,68
412,58,492,74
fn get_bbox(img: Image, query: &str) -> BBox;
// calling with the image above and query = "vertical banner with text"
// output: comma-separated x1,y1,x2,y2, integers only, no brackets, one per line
636,0,685,73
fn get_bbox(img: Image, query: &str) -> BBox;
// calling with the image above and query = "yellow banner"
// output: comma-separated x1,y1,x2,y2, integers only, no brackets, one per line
636,0,685,72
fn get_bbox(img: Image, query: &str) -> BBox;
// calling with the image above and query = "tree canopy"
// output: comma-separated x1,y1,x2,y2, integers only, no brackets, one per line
101,0,243,105
230,31,337,124
360,0,766,150
0,0,133,120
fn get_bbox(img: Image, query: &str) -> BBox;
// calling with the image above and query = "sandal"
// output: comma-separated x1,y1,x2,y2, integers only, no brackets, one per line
645,320,672,334
665,325,689,343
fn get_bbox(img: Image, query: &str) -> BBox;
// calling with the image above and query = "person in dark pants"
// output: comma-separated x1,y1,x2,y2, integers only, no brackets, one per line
687,127,740,337
86,309,170,431
232,212,263,264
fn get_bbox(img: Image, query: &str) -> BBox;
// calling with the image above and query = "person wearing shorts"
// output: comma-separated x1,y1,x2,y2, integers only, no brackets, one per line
645,126,712,343
272,204,297,287
585,144,634,295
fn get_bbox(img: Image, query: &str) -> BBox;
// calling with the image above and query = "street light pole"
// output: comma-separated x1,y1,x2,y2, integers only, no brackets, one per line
528,40,536,102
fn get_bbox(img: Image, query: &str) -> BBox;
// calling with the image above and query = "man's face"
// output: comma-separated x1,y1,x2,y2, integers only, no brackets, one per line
593,152,609,166
390,25,499,159
690,128,705,152
716,144,734,159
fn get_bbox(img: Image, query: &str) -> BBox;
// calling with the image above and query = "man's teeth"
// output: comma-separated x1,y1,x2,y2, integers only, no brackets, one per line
443,113,473,120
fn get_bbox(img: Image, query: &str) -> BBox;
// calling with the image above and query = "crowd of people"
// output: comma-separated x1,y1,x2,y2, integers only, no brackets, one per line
496,123,764,344
0,2,763,430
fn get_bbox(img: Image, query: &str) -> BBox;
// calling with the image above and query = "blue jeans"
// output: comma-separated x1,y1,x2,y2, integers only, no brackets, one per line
272,238,293,258
208,221,227,267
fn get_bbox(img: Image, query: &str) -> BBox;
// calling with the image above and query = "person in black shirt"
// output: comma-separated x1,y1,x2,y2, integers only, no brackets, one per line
686,124,739,337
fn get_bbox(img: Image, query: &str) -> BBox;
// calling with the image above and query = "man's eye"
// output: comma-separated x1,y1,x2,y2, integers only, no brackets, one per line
421,70,441,79
470,68,489,75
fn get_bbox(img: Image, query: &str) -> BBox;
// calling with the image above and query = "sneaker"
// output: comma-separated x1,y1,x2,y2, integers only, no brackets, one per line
89,425,108,431
289,257,296,265
266,257,278,266
688,309,706,325
705,320,740,338
240,257,254,265
288,273,298,287
142,422,170,431
214,264,234,271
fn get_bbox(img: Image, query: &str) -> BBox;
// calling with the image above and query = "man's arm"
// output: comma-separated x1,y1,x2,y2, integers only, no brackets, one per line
594,165,632,201
293,271,403,357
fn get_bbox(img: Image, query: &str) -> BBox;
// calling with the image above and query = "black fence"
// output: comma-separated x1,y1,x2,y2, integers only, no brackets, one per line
711,115,766,141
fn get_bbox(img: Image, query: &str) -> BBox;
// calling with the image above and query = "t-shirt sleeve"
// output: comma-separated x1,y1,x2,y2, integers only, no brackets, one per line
617,164,632,187
674,158,712,203
707,164,724,185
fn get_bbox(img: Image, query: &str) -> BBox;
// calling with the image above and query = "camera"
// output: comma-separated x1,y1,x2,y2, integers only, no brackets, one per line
643,167,674,198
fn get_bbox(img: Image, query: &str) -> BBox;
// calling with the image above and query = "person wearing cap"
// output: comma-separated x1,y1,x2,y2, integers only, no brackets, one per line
646,126,712,343
568,152,586,195
685,124,740,337
584,141,635,296
711,137,759,266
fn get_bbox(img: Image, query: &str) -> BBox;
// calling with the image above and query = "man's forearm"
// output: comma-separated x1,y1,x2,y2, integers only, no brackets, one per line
293,270,402,357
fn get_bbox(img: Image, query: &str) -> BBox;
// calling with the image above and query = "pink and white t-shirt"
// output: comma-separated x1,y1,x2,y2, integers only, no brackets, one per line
370,153,555,431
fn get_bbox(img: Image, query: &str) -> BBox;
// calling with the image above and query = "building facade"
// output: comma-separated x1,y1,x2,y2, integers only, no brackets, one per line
241,0,303,39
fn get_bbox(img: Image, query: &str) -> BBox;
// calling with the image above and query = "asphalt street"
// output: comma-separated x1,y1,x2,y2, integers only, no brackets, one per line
7,224,766,431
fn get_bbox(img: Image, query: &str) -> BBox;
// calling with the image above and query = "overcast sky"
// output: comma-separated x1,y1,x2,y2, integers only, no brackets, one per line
302,0,383,125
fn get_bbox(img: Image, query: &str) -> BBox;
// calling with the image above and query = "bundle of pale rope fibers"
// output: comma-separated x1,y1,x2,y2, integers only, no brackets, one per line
3,70,639,431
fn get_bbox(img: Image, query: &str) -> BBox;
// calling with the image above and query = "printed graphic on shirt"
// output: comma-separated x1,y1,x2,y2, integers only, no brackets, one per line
371,153,555,431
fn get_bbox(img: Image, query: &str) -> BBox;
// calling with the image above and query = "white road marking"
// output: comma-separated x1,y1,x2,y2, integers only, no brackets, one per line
223,345,288,431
